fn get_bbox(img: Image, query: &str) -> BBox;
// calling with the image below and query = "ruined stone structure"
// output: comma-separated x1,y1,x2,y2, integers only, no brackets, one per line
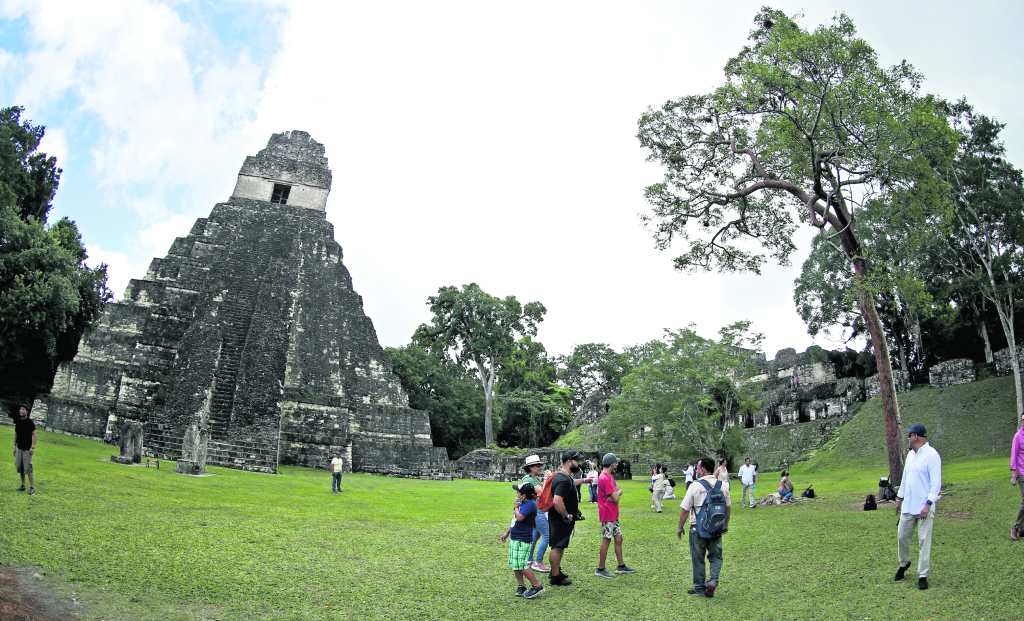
994,346,1024,377
32,131,450,477
111,419,144,465
928,358,976,388
453,448,630,481
865,370,910,399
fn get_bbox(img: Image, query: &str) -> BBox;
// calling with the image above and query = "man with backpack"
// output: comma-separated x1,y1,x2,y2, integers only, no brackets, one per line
676,457,731,598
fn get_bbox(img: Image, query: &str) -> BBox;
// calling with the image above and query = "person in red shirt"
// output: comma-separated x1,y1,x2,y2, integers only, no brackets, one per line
594,453,636,578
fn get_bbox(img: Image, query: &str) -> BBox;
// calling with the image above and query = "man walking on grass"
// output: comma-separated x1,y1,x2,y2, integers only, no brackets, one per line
1009,411,1024,541
738,457,757,509
594,453,636,579
677,457,730,597
548,450,589,586
895,423,941,590
11,405,37,495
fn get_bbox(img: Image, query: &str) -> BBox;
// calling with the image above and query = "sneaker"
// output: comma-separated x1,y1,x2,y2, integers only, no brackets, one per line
515,585,527,597
530,562,550,573
704,581,717,597
917,577,929,590
687,587,705,596
549,574,572,587
523,586,544,599
615,564,637,574
894,563,911,581
17,486,25,492
594,568,615,579
27,487,35,496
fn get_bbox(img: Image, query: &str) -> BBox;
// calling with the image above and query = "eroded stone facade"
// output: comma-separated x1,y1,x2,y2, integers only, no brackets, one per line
33,131,450,477
928,358,976,388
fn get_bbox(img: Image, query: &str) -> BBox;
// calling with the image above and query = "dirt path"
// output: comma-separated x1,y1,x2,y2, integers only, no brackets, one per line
0,566,83,621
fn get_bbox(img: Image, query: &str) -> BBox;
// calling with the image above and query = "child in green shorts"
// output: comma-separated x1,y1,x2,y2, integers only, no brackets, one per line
500,483,544,599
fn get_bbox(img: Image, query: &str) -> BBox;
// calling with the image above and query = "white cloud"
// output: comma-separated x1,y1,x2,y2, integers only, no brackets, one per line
5,0,272,298
86,245,134,298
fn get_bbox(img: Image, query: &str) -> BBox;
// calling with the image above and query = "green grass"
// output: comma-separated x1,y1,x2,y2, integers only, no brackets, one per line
806,375,1019,471
0,426,1021,621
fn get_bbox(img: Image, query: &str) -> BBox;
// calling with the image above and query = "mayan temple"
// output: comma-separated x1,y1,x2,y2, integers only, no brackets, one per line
32,131,450,477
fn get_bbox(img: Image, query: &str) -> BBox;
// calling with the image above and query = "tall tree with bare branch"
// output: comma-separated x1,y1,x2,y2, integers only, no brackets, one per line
636,9,955,482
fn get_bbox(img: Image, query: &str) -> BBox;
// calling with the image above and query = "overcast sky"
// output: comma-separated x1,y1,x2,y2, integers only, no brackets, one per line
2,1,1023,358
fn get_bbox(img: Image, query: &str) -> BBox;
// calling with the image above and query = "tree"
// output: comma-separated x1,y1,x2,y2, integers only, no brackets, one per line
384,344,485,459
636,9,955,482
558,342,629,410
939,101,1024,420
0,107,61,222
414,283,546,446
496,337,572,448
0,107,110,403
602,322,761,463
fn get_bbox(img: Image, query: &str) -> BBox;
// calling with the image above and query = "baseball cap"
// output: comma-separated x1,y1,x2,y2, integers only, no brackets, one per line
906,423,927,437
601,452,619,467
513,482,537,498
561,450,584,463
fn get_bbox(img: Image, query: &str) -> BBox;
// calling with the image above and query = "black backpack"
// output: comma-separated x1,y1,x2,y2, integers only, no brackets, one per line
694,480,728,539
802,485,815,499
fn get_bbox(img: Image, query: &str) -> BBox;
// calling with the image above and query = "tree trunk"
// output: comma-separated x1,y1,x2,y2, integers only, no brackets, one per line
977,318,994,364
483,387,494,447
853,260,905,484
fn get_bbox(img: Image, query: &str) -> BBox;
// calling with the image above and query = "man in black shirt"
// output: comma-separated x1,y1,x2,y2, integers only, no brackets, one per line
548,450,592,586
12,405,37,495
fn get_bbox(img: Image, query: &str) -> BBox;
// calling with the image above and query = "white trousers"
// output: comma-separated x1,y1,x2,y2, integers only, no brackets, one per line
897,509,934,578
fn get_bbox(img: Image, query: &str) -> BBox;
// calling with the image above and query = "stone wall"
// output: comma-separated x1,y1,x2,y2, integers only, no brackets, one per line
742,416,850,471
453,448,631,481
32,132,450,478
929,358,976,388
865,370,909,399
994,346,1024,377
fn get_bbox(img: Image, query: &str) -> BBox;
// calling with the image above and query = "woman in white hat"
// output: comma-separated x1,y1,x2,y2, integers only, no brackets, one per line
521,455,550,573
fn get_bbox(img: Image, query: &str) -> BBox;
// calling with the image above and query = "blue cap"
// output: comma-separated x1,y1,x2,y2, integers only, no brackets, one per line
906,423,927,437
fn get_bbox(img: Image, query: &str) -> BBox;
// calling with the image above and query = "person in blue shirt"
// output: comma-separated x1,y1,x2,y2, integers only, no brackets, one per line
500,483,544,599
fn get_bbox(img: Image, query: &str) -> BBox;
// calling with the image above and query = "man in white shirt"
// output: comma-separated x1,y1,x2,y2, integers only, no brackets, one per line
894,423,941,590
738,457,757,509
330,456,344,494
676,457,731,598
684,463,695,486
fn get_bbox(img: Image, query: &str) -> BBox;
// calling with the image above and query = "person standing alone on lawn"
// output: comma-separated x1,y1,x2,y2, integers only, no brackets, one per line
500,482,544,599
548,450,585,586
594,453,636,579
738,457,757,509
330,454,344,494
677,457,731,597
11,405,37,495
520,454,550,572
651,465,669,512
894,423,941,590
1009,411,1024,540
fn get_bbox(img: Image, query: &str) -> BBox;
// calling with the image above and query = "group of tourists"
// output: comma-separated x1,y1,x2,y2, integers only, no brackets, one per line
498,416,1024,599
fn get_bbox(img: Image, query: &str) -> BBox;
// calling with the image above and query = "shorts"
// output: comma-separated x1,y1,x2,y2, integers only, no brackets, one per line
15,448,33,475
601,520,622,540
508,538,532,570
548,514,575,550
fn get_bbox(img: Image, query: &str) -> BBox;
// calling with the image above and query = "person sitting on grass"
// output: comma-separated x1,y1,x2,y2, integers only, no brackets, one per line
499,483,544,599
594,452,637,579
778,471,794,502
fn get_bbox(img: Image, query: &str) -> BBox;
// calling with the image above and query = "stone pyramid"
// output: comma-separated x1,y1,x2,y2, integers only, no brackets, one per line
34,131,450,476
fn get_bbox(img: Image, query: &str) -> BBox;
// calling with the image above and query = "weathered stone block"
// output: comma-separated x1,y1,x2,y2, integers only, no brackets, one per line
928,358,976,388
865,370,909,399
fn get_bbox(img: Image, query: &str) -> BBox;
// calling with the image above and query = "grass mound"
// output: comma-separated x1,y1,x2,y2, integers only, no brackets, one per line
807,375,1018,471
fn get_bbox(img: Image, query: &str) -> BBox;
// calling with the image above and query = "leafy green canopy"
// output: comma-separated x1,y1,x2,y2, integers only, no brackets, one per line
496,337,572,449
0,106,110,404
384,344,485,460
0,106,61,222
637,8,954,273
414,283,546,446
602,322,762,463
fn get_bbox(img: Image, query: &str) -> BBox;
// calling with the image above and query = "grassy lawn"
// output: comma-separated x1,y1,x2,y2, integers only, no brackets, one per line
0,426,1020,620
